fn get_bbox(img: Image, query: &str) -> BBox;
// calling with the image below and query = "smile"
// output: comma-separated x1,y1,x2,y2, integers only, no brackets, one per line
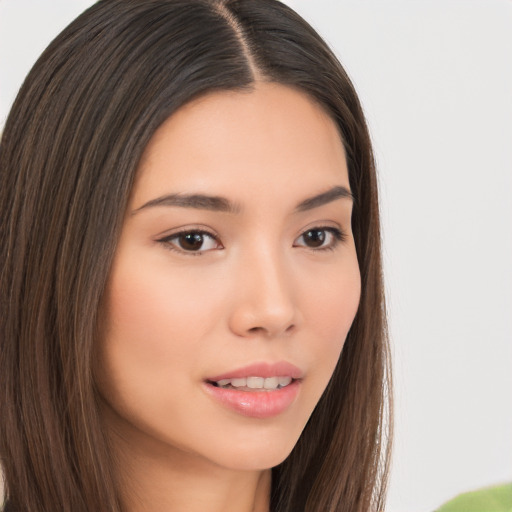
204,361,302,418
211,376,293,391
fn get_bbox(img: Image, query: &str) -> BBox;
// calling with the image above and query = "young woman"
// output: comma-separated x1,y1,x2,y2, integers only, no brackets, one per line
0,1,392,511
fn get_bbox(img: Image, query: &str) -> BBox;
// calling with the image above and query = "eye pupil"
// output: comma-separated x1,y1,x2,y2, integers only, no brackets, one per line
304,229,325,247
179,233,204,251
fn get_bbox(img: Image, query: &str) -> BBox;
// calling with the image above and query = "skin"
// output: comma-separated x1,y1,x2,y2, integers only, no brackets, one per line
95,82,361,512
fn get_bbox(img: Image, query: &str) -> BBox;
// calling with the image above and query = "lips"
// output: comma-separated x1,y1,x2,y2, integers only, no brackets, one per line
213,375,293,391
204,361,302,419
207,361,303,382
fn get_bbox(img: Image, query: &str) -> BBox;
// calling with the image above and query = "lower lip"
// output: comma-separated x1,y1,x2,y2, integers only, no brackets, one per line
203,380,300,419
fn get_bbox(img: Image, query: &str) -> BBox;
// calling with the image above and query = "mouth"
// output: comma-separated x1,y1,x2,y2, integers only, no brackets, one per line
207,375,294,391
203,362,302,418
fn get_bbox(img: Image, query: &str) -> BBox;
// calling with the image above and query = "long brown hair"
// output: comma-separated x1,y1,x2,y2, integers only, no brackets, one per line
0,1,392,511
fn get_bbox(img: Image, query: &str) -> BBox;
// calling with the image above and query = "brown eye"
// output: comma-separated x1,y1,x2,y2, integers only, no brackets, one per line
294,227,345,250
178,232,206,251
159,230,221,254
302,229,326,248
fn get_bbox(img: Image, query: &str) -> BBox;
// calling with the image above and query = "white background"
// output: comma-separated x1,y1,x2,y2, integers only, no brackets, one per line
1,1,511,511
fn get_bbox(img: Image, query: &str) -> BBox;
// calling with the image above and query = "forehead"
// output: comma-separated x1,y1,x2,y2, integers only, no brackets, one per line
132,82,349,209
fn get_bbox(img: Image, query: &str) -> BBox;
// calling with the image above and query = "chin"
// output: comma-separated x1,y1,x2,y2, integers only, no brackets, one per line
212,447,294,472
197,427,302,472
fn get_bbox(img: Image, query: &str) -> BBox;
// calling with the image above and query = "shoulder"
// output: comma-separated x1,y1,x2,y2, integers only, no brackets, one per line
435,483,512,512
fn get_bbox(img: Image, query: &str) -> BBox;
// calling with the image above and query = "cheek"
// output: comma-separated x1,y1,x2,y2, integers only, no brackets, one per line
96,259,200,408
102,257,218,361
309,253,360,324
95,250,233,408
102,273,180,371
301,255,361,377
326,270,360,340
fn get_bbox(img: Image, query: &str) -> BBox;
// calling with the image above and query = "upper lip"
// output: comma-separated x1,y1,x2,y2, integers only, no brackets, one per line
207,361,303,382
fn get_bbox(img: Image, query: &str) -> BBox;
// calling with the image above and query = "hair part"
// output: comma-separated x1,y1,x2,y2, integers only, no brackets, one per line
0,1,392,511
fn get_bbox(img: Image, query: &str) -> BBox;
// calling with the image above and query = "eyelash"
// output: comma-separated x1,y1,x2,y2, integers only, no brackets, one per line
157,229,222,257
294,227,347,252
157,226,347,256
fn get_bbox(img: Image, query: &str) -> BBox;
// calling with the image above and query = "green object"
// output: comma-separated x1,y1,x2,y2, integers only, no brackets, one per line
436,483,512,512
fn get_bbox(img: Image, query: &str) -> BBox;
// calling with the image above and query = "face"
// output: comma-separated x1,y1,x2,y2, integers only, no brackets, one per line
96,82,361,472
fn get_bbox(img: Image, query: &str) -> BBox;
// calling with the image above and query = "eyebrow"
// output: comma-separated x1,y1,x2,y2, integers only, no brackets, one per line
132,185,353,215
132,193,240,214
295,185,353,212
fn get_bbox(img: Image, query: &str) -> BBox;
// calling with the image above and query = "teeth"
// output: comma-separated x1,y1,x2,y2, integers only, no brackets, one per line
214,376,294,390
247,377,264,388
278,376,292,387
263,376,279,389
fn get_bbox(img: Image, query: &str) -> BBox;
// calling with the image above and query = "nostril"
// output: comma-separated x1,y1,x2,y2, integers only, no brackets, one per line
246,324,295,337
247,326,265,334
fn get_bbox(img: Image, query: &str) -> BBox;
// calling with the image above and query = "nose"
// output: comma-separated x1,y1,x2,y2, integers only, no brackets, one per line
228,247,299,339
